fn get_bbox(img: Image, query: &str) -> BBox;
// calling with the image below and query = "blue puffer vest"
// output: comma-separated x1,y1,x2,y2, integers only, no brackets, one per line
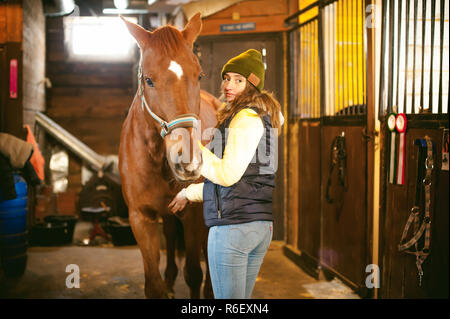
203,106,276,228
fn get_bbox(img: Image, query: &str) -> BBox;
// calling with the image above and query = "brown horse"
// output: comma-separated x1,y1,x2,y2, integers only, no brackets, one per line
119,14,220,298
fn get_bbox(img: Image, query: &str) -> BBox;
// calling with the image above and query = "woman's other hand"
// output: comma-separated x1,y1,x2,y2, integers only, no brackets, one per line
168,188,189,214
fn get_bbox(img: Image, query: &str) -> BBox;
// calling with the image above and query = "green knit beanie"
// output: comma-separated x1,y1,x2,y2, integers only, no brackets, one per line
221,49,265,92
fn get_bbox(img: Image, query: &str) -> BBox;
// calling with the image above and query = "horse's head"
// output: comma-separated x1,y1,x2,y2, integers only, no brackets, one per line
121,14,204,182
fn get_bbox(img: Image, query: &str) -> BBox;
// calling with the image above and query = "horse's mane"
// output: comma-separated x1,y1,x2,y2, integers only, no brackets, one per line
150,26,185,58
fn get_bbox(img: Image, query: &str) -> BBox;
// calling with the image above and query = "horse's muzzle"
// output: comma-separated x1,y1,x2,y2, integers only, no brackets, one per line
173,160,202,182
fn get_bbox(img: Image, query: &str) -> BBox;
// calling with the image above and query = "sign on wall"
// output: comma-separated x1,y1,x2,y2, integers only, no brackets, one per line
220,22,255,32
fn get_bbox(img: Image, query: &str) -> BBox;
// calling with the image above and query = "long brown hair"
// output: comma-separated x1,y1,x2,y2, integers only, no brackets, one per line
216,81,282,135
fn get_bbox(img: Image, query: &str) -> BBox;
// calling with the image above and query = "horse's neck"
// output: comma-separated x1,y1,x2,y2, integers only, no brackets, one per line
127,97,165,166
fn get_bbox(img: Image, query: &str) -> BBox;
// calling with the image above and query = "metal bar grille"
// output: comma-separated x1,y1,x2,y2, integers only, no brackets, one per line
438,0,445,113
351,0,356,114
411,0,417,113
403,0,410,112
378,0,388,118
287,1,321,119
322,0,366,117
289,28,301,118
419,0,426,112
379,0,449,118
342,0,346,115
294,18,320,119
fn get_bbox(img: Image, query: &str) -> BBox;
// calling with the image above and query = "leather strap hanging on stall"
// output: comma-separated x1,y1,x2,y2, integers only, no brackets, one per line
398,136,433,287
326,132,347,204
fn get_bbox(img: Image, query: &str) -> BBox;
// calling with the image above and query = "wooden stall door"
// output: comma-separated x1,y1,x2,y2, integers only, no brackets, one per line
196,33,285,240
317,0,370,297
377,0,449,298
294,12,323,277
381,127,449,298
320,124,369,296
284,1,371,294
297,120,321,275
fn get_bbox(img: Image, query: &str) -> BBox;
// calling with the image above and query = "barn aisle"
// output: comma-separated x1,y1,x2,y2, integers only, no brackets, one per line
6,0,448,301
0,222,358,299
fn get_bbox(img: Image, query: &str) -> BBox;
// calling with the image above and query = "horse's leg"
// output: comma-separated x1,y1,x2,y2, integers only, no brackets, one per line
181,206,204,299
161,214,178,297
202,227,214,299
129,208,169,298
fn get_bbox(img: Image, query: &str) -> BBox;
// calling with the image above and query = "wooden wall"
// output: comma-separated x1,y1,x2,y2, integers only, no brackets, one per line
45,17,135,193
200,0,297,36
1,0,46,227
0,0,22,43
0,0,45,137
286,120,300,248
297,120,321,274
0,0,23,138
22,0,46,131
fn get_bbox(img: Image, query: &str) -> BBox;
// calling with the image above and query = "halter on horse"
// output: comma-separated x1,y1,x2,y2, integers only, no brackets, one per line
137,63,200,139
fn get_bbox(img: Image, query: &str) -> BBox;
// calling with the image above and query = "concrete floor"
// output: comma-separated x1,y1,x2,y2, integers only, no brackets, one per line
0,221,359,299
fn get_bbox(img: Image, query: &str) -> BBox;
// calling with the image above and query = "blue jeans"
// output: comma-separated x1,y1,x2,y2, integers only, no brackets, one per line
207,220,273,299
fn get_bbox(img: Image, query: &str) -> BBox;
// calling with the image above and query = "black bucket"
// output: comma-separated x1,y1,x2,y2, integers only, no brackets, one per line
106,217,136,246
30,222,69,246
44,215,78,244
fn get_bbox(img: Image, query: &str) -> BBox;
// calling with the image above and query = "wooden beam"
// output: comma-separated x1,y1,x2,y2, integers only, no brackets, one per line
199,0,296,36
0,0,23,44
201,15,290,35
182,0,245,20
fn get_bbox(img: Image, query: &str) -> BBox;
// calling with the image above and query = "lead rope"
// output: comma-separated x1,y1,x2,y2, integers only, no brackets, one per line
398,136,433,287
326,133,347,204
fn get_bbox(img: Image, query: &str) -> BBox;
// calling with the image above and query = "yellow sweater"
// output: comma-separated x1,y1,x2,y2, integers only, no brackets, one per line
185,108,283,202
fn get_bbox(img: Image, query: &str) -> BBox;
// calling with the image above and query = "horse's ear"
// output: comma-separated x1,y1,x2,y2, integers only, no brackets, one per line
120,15,149,48
182,12,202,47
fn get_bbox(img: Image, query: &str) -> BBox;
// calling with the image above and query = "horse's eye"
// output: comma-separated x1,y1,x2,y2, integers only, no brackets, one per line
145,77,154,87
198,73,204,81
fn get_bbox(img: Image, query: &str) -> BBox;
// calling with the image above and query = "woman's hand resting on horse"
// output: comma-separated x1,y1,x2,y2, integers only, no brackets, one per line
168,189,189,214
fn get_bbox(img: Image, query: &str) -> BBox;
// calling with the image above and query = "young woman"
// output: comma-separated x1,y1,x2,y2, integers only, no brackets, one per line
168,49,284,299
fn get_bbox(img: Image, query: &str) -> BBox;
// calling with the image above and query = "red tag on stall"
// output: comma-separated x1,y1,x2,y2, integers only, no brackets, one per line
10,59,18,99
395,113,407,185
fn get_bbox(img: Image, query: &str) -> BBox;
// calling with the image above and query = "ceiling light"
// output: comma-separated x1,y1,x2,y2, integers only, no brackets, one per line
114,0,129,10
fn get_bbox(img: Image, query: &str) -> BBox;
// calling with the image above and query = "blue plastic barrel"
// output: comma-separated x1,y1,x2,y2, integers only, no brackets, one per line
0,174,28,277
